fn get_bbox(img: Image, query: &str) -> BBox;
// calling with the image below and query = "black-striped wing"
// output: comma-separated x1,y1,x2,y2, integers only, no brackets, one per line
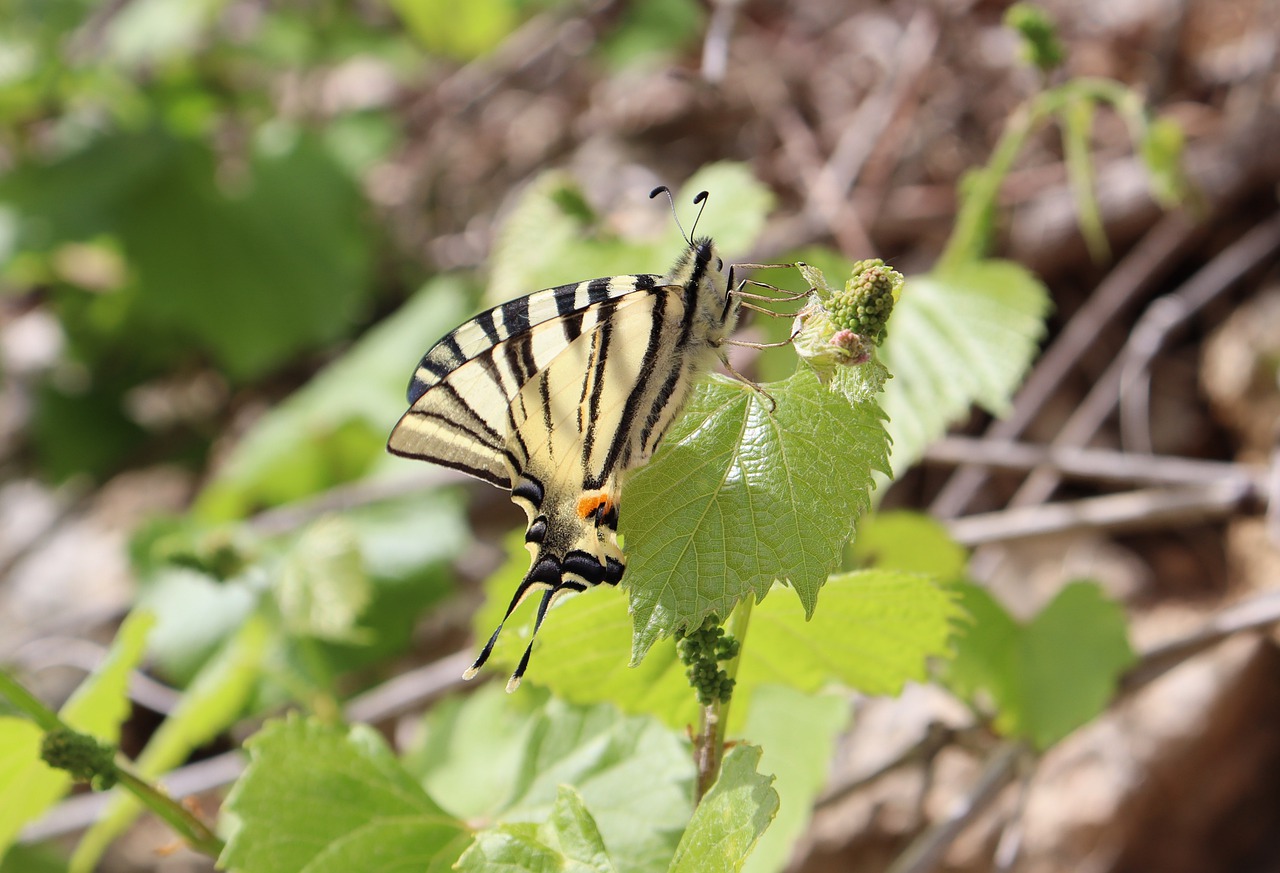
387,273,662,485
388,237,735,690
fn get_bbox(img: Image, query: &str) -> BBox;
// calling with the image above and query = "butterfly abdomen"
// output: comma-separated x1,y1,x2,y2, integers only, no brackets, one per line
510,474,625,588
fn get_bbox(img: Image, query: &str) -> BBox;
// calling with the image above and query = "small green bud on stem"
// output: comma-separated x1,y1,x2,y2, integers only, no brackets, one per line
41,727,119,790
1004,4,1065,74
677,616,739,706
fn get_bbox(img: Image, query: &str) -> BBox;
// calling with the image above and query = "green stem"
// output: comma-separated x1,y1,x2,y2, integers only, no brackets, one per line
113,766,225,858
0,670,226,859
937,102,1038,270
0,670,62,732
693,598,753,803
937,77,1140,271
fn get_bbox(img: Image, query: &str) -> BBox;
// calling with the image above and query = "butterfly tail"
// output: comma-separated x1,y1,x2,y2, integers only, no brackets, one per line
463,496,626,687
462,555,561,680
507,588,555,692
506,578,590,691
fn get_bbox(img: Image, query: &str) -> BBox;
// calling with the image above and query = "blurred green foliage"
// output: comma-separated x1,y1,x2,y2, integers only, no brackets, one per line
0,611,154,863
942,581,1134,749
5,131,373,380
1004,3,1065,74
1,2,404,485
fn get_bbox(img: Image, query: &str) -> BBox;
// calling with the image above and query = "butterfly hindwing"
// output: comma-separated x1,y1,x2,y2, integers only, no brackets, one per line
509,288,684,489
473,291,669,688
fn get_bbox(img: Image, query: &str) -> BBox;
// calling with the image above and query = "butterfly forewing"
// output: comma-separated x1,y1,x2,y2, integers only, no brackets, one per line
388,275,663,485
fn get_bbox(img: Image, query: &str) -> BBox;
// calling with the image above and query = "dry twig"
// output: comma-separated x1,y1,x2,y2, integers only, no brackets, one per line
930,212,1201,518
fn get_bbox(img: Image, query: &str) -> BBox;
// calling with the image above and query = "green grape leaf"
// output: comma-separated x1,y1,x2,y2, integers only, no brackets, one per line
941,581,1135,750
501,703,693,873
407,687,694,873
740,687,849,873
668,745,778,873
537,786,615,873
293,818,470,873
878,259,1051,476
457,787,616,873
404,685,544,820
622,363,891,661
741,570,959,698
472,559,955,736
220,715,466,873
455,827,559,873
0,611,153,864
848,510,969,579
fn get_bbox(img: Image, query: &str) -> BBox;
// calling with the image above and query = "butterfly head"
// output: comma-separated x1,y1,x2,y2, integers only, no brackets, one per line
656,189,737,328
664,236,737,336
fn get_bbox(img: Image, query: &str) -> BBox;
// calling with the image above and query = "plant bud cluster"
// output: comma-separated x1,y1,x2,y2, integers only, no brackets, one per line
41,727,119,790
792,258,903,376
676,618,740,706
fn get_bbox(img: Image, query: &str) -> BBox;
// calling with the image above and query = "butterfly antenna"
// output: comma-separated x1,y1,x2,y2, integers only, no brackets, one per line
650,185,692,246
688,190,710,240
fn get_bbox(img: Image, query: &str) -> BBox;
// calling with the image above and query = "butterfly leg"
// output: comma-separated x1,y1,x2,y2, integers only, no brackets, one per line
729,263,812,302
722,334,798,349
731,282,811,303
726,297,810,347
713,346,778,413
732,262,797,271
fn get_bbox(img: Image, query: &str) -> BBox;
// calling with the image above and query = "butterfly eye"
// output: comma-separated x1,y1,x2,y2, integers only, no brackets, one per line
716,258,724,271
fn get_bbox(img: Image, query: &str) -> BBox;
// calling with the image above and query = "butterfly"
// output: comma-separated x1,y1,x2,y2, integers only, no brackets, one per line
388,189,791,690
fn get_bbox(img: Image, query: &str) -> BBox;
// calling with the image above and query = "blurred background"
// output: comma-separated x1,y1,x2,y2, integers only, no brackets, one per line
2,0,1279,871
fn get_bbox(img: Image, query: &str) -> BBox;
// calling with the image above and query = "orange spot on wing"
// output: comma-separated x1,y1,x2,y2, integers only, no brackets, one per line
577,493,615,519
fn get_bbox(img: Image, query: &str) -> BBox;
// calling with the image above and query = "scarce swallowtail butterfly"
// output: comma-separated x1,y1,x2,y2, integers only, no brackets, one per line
388,188,768,691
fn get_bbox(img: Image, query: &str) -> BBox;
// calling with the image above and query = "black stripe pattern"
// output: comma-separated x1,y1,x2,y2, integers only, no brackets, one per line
388,238,737,691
